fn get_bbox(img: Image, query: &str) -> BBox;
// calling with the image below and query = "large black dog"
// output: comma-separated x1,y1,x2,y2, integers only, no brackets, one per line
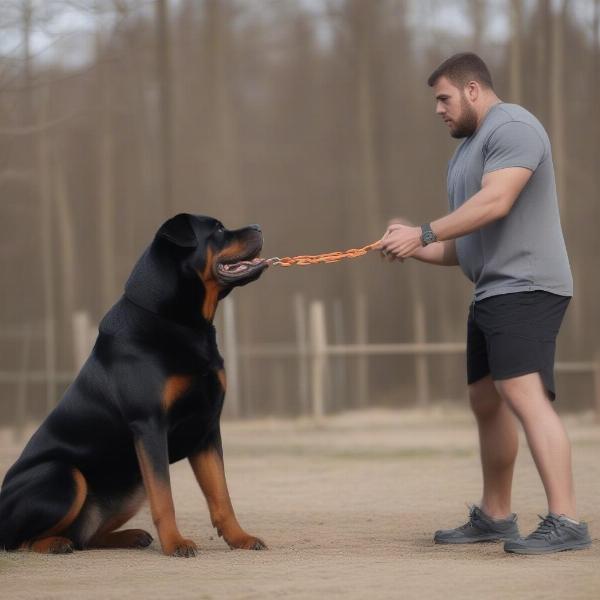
0,214,269,557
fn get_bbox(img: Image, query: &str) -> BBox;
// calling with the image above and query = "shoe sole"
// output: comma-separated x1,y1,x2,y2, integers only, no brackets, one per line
435,535,519,545
504,540,592,555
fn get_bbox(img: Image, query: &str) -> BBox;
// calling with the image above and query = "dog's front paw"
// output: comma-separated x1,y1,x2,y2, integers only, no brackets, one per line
165,538,199,558
228,534,268,551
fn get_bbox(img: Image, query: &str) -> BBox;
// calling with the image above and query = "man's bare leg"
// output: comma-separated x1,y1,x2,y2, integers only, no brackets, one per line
494,372,576,518
470,375,519,519
434,375,520,543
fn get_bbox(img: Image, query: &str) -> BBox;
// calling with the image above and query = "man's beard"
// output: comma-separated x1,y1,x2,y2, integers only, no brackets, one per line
450,94,478,138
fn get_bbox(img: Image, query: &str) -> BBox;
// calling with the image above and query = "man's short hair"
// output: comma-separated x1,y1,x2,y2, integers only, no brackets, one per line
427,52,494,90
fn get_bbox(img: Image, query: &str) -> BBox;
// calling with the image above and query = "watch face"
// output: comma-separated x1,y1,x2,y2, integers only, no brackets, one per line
423,230,436,244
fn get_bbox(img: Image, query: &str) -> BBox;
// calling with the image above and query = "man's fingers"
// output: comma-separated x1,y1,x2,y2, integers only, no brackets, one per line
379,249,405,264
387,240,416,259
387,217,414,227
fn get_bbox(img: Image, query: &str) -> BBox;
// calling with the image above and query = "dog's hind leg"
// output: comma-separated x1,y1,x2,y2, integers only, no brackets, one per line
87,487,153,549
6,465,88,554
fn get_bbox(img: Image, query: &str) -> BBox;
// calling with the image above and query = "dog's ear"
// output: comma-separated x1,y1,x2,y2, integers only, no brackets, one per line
156,213,198,247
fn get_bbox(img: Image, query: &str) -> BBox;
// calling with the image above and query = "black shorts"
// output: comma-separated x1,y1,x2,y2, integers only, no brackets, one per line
467,291,570,399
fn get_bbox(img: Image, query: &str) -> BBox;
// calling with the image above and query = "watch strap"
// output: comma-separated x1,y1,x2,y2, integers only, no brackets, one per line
420,223,438,246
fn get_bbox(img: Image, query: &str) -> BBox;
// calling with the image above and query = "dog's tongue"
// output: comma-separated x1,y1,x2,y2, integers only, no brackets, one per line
219,257,270,274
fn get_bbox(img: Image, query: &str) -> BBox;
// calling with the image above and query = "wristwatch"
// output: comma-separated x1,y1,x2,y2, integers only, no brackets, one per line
420,223,438,246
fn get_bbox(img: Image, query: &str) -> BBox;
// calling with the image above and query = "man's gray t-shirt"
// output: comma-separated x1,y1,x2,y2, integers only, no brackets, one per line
447,102,573,301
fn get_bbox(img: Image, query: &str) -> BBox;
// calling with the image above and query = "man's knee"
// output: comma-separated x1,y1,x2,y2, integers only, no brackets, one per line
469,376,503,419
494,372,551,417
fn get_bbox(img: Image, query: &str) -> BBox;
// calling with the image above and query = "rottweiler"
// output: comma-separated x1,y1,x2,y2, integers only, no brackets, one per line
0,214,269,557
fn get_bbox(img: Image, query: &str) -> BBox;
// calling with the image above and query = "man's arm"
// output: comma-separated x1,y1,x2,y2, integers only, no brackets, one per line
399,238,458,266
431,166,533,240
379,167,533,260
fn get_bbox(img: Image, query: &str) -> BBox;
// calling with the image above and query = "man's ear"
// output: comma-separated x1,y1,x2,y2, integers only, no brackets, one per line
156,213,198,247
465,80,479,102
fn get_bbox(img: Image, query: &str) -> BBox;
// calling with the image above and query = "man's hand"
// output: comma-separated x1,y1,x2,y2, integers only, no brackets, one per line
376,218,414,262
378,223,423,260
377,218,459,267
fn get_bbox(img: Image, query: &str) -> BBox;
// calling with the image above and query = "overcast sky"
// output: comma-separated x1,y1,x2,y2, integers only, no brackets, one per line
0,0,597,70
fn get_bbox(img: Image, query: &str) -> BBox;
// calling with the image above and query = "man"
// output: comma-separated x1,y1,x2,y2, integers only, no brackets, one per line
379,52,591,554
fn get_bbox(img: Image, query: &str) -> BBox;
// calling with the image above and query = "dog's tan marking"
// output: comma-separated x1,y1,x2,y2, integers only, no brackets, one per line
21,468,87,553
197,247,219,321
216,241,247,264
217,369,227,392
25,536,73,554
134,441,197,556
162,375,193,411
189,448,267,550
197,242,250,321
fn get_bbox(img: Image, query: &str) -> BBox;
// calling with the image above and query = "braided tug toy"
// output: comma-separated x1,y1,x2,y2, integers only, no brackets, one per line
266,240,381,267
216,241,382,277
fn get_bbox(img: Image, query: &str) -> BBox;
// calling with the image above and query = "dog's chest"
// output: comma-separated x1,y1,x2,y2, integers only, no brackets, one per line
165,369,224,461
164,367,224,425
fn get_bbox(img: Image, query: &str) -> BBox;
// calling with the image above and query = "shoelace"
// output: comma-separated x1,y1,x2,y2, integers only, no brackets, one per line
528,514,561,539
458,506,484,530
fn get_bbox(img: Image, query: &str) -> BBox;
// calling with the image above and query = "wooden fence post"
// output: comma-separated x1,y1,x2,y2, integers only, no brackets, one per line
355,293,368,408
73,311,94,370
294,294,309,416
594,354,600,424
332,298,347,412
309,300,327,423
222,296,241,419
15,324,32,442
414,299,430,408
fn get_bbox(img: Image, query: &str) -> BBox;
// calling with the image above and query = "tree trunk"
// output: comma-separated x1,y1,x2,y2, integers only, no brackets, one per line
53,150,77,369
468,0,485,55
95,26,117,311
509,0,523,104
352,0,381,243
550,0,567,217
37,83,56,414
535,0,551,123
204,0,243,219
155,0,174,217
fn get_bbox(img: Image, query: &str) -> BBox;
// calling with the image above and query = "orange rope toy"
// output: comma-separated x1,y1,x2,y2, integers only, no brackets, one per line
267,240,382,267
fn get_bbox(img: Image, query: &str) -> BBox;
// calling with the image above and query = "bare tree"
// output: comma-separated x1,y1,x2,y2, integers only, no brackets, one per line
550,0,567,217
509,0,523,103
468,0,486,54
203,0,243,219
155,0,174,217
94,9,118,310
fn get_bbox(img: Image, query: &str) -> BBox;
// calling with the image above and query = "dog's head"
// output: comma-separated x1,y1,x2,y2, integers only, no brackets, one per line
125,214,268,325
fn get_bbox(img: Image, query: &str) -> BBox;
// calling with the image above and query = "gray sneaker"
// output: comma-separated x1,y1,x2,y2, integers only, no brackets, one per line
504,513,592,555
434,505,520,544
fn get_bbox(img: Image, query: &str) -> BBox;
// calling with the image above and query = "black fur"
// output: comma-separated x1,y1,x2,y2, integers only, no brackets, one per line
0,214,266,551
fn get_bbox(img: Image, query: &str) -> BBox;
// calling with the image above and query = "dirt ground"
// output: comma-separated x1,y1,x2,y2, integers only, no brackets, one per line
1,408,599,600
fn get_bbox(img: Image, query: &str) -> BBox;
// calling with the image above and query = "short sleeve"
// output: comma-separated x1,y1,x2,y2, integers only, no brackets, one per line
483,121,546,174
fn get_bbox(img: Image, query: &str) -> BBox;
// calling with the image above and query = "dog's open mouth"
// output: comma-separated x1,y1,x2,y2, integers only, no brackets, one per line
215,251,270,284
217,257,267,275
